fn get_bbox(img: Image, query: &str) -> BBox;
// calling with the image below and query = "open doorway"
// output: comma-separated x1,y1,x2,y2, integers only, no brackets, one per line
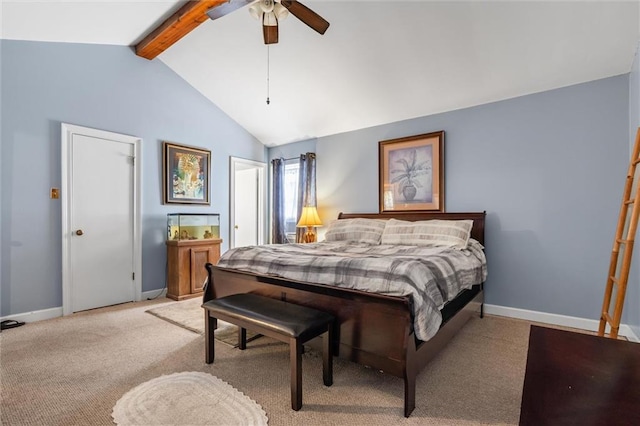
229,157,267,248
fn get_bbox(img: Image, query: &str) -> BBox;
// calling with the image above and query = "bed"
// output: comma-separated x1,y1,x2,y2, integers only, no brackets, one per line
204,211,486,417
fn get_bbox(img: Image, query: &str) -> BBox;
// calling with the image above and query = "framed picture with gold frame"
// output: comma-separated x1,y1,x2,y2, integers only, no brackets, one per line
379,131,444,212
162,141,211,205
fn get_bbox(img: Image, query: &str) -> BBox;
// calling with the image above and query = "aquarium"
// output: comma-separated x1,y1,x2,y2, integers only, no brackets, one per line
167,213,220,241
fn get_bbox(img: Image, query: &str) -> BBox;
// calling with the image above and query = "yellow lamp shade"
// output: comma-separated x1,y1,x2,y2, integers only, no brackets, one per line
296,206,322,227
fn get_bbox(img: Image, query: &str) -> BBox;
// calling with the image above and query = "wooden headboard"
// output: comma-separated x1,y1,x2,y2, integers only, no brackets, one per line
337,211,486,245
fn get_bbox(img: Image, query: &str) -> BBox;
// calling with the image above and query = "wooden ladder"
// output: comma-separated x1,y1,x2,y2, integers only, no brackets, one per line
598,128,640,338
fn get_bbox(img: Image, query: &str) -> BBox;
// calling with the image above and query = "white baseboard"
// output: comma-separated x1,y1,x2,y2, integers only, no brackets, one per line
484,304,640,342
1,289,168,325
0,306,63,324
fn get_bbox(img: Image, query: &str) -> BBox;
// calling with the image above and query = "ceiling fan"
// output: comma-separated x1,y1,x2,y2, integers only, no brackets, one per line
206,0,330,45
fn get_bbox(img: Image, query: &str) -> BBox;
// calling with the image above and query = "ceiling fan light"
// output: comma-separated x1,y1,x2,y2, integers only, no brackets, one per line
273,3,289,21
248,3,262,20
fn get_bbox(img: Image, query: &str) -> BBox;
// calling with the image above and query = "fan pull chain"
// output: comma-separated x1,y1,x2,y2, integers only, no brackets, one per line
266,45,270,105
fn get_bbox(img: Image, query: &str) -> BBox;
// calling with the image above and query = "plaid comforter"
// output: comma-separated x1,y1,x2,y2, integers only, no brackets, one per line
216,240,487,341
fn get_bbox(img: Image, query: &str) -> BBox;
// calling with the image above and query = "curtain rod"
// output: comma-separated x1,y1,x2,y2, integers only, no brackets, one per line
275,153,315,161
286,152,315,161
271,156,297,162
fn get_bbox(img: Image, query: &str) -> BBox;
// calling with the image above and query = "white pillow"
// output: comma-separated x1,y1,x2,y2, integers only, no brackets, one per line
324,218,387,244
381,218,473,249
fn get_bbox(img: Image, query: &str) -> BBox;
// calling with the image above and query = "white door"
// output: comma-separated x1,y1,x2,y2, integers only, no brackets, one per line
235,168,258,247
230,157,266,248
61,124,142,314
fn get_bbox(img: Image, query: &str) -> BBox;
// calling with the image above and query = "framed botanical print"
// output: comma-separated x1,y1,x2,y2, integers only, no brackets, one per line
162,142,211,205
379,131,444,212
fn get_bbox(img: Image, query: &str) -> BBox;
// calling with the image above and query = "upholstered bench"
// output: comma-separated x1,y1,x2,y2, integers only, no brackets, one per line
202,293,334,411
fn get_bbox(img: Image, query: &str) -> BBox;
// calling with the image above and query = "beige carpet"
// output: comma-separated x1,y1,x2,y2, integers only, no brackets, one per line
145,297,260,347
1,297,537,425
112,371,268,425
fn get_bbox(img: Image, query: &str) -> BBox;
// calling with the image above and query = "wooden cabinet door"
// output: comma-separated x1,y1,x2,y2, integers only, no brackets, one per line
190,244,220,294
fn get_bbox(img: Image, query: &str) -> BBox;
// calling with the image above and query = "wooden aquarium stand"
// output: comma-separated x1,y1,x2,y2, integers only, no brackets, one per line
166,238,222,300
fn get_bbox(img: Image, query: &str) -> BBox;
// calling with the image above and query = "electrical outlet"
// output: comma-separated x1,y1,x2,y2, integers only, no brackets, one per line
50,188,59,199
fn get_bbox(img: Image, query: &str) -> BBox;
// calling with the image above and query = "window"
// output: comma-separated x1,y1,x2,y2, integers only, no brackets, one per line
283,160,299,242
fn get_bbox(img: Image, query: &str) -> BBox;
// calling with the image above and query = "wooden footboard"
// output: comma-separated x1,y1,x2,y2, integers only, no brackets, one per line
205,267,413,372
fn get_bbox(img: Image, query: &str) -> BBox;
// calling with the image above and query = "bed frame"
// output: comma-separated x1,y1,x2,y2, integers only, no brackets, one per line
204,211,486,417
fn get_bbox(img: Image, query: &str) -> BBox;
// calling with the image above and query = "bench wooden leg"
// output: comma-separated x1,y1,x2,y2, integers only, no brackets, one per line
205,314,217,364
323,325,333,387
238,327,247,350
290,337,303,411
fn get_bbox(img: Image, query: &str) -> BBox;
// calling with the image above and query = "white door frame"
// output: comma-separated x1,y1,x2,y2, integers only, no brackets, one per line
229,157,267,248
61,123,142,315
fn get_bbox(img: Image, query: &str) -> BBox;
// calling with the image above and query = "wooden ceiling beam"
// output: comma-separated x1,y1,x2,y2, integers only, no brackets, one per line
135,0,227,60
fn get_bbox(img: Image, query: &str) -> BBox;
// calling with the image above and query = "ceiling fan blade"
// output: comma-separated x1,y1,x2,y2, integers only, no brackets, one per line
206,0,254,21
280,0,329,35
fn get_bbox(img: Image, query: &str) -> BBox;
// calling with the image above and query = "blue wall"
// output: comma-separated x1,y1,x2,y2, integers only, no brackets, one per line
276,76,629,324
1,40,267,316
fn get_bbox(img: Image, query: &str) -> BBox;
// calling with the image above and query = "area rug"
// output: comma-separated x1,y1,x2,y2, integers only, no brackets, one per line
146,298,205,334
112,371,268,425
146,298,260,347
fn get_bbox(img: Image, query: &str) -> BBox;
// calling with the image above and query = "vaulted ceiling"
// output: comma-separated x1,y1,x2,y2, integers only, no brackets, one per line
2,1,639,146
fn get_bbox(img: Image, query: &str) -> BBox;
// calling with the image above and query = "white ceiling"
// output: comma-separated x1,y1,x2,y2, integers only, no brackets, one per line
2,1,639,146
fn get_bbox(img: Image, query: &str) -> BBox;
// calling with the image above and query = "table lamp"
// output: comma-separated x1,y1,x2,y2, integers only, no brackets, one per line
296,206,323,243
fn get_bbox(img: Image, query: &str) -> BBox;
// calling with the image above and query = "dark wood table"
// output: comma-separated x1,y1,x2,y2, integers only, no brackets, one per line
519,325,640,426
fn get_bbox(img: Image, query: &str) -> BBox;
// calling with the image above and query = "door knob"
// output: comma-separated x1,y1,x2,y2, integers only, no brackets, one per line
75,229,84,236
234,225,239,229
